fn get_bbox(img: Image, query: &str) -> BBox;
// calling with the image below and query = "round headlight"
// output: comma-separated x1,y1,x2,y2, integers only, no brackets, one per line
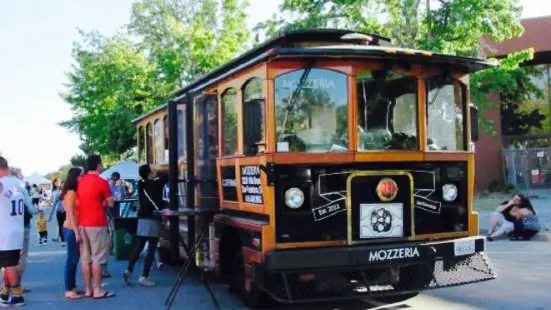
285,187,305,209
442,184,458,202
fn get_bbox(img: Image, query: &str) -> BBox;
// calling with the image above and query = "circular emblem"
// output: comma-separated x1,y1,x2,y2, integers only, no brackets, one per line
371,208,393,232
376,178,398,202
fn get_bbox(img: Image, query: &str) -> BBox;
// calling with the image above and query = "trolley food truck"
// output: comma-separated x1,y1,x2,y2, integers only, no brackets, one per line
132,29,497,307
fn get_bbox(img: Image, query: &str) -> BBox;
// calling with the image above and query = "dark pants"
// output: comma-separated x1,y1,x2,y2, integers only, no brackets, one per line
39,231,47,242
56,212,66,242
127,236,159,278
63,228,80,291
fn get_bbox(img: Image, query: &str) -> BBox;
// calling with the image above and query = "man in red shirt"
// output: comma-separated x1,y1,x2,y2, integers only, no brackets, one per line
77,154,115,299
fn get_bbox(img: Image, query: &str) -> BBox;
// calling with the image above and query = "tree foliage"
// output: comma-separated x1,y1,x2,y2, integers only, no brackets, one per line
60,31,170,156
61,0,251,159
256,0,544,135
255,0,523,55
128,0,251,86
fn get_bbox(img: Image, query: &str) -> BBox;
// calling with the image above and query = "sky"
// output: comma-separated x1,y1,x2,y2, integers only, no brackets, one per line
0,0,549,176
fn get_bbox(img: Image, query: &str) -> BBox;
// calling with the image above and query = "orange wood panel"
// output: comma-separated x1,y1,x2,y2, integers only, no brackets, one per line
418,78,427,152
275,240,347,250
273,152,356,165
354,152,424,162
415,231,469,241
216,64,267,91
469,211,480,236
242,247,263,264
424,152,471,161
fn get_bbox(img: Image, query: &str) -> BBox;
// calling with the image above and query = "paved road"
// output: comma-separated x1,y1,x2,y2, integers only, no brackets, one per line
5,221,551,309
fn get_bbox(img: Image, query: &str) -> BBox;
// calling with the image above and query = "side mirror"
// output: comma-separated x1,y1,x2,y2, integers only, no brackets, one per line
243,100,263,156
469,103,479,143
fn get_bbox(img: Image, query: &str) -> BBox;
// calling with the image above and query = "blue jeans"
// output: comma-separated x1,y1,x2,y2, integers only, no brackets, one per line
63,228,80,291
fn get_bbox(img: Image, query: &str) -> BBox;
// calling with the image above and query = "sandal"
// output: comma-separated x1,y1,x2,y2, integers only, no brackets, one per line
93,291,115,299
65,291,83,300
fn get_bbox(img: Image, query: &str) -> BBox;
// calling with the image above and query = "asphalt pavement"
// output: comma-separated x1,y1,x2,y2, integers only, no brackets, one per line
4,216,551,310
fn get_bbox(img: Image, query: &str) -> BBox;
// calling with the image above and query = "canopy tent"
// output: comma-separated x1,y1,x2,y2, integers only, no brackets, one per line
100,159,139,181
24,173,52,187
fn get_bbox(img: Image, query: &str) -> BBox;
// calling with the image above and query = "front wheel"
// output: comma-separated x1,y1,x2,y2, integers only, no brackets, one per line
229,251,270,309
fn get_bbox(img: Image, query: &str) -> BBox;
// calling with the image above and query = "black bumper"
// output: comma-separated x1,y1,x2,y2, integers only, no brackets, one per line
255,237,496,303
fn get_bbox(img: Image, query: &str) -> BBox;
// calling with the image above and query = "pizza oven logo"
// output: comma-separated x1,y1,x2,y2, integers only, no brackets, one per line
376,178,398,202
371,208,393,233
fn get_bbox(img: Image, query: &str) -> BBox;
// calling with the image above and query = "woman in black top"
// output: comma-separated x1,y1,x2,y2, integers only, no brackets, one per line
123,164,168,287
487,193,536,240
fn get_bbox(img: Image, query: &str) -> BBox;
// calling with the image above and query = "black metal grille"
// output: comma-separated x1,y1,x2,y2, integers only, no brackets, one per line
260,252,496,303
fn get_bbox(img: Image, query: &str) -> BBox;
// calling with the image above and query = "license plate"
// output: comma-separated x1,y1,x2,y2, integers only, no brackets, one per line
454,239,475,257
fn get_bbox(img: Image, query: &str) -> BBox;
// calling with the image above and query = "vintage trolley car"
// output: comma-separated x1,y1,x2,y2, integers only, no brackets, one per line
132,29,497,307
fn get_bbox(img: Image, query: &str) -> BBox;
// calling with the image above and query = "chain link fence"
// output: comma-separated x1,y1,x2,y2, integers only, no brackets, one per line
502,147,551,197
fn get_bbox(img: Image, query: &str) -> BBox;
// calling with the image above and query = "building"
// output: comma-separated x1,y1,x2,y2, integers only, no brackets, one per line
476,16,551,192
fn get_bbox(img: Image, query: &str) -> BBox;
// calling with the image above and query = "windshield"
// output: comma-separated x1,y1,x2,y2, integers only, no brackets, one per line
275,68,348,153
356,70,418,151
427,77,466,151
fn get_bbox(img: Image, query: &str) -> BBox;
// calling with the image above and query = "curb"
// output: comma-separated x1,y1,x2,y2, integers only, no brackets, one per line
479,229,551,243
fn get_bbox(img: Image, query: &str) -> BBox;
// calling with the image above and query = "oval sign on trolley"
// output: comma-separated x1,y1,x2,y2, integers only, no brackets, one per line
376,178,398,202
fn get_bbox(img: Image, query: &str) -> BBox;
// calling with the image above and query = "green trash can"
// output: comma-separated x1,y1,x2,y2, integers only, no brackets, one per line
113,217,138,260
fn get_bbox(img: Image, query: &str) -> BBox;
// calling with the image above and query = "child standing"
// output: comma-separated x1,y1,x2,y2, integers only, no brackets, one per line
36,211,48,245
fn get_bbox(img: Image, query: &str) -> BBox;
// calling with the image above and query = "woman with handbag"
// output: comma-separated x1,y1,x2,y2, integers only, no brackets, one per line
123,164,167,287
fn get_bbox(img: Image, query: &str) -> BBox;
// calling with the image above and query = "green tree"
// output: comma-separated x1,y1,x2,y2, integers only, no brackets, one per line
60,30,171,157
61,0,251,158
128,0,251,86
256,0,543,135
256,0,523,55
70,154,87,168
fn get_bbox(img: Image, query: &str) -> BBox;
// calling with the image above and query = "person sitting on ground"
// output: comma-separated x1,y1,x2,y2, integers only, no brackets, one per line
487,193,535,241
510,197,541,241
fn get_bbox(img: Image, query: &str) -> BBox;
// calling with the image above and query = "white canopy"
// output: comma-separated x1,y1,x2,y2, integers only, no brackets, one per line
24,173,51,186
100,159,139,181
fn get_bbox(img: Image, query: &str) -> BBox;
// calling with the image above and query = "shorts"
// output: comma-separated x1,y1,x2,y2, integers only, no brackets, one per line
0,250,21,268
79,226,109,266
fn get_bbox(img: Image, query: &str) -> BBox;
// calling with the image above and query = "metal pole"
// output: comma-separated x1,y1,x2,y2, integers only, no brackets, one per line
185,94,196,250
168,100,180,262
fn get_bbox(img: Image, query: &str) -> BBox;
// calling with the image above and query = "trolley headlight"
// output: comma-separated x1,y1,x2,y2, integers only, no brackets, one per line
285,187,305,209
442,184,458,202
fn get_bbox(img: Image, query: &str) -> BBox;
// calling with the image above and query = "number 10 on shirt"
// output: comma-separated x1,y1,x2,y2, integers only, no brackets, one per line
11,199,24,216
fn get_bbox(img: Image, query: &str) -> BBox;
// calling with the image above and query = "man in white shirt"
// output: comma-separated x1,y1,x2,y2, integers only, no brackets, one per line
0,157,26,306
10,168,34,294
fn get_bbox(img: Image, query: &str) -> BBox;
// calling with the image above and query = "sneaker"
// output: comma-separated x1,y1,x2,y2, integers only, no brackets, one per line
138,277,155,287
122,270,132,285
0,293,9,306
9,295,24,307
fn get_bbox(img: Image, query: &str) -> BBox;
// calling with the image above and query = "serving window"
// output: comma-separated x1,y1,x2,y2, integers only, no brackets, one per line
222,88,238,156
242,78,265,155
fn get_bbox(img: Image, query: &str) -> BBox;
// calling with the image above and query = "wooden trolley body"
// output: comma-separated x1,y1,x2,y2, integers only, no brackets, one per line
133,29,496,306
